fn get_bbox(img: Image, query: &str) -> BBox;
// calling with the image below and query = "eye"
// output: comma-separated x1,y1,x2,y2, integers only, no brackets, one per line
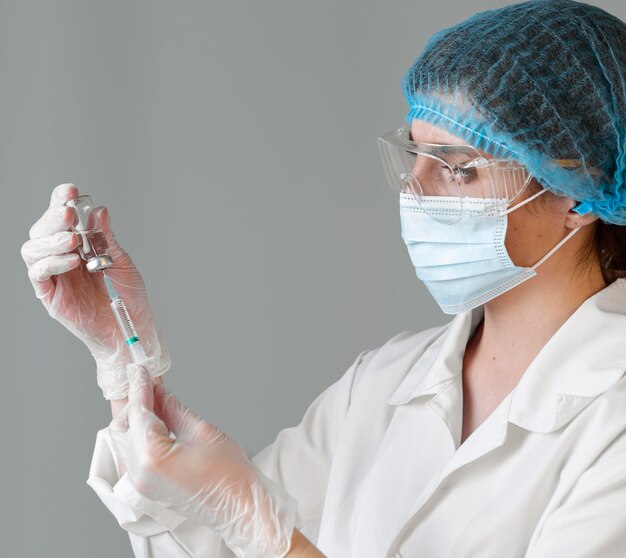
441,165,478,183
457,167,478,183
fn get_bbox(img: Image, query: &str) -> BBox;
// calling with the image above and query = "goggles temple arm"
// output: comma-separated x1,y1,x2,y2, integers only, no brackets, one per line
502,184,546,215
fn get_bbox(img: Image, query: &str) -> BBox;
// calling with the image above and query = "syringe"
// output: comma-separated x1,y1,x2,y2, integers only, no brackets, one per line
101,271,151,366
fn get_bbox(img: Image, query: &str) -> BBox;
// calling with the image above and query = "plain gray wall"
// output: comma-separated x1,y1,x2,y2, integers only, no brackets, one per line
3,1,625,556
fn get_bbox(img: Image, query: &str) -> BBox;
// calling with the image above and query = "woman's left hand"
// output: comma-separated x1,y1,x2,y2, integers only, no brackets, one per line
109,363,301,558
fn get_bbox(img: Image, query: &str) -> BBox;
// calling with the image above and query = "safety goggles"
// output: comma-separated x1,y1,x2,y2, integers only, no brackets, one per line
377,123,536,223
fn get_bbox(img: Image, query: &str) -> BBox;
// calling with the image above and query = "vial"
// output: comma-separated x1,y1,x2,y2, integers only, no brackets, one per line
64,194,114,272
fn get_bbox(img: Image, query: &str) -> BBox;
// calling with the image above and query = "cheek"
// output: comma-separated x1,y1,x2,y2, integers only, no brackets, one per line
504,210,555,267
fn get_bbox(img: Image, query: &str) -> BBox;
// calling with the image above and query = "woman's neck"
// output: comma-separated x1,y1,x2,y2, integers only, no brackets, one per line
467,255,607,375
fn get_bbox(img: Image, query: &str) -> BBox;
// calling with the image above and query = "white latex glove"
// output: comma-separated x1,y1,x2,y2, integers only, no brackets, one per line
21,183,171,399
109,363,301,558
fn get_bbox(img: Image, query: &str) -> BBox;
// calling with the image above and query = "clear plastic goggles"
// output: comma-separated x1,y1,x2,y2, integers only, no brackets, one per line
377,123,533,223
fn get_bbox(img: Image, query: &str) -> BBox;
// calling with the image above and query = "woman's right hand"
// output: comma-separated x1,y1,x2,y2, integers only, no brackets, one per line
21,183,171,400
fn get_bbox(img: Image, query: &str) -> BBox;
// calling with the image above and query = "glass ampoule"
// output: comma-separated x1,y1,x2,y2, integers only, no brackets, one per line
64,194,113,272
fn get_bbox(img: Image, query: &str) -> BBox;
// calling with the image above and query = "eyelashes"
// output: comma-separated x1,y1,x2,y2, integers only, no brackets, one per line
441,165,479,184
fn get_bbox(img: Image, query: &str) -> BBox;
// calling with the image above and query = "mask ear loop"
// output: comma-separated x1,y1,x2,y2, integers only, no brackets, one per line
531,226,582,271
501,184,583,270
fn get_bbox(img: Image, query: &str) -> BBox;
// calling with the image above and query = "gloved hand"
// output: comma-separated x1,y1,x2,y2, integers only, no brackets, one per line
109,363,301,558
21,183,171,399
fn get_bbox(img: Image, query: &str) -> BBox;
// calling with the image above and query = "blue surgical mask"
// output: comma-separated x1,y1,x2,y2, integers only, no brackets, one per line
399,190,582,314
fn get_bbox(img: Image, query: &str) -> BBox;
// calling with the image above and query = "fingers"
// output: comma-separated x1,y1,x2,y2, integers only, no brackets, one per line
110,401,130,434
126,363,170,444
28,205,75,240
29,183,79,240
23,184,81,301
50,183,79,207
21,231,80,267
153,383,188,436
27,253,82,300
127,363,155,411
110,364,173,486
153,382,209,442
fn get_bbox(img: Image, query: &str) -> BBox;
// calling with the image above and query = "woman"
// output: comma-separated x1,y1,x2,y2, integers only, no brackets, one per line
21,0,626,556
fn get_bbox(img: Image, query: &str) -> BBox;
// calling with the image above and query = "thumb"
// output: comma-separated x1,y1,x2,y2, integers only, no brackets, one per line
91,206,114,243
153,383,204,441
110,400,131,433
127,363,156,411
91,206,131,264
126,363,172,451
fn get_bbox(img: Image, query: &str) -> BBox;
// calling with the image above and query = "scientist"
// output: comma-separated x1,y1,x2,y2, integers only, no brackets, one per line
21,0,626,556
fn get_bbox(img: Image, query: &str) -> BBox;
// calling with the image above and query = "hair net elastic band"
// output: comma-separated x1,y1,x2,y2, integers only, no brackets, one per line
405,102,516,159
404,94,623,224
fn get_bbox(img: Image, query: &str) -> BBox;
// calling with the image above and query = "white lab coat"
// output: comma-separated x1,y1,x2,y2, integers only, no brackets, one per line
87,277,626,557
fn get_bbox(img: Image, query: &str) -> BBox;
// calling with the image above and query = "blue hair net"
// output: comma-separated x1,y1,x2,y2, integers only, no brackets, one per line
401,0,626,225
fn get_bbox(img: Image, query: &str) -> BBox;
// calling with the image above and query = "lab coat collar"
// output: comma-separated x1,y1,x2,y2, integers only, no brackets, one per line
387,278,626,434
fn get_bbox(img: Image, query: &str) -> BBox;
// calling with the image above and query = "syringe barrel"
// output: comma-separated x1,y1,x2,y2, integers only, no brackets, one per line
110,297,139,344
128,340,151,366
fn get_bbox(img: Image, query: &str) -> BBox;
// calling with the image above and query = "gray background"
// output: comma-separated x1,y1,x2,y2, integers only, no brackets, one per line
2,1,624,556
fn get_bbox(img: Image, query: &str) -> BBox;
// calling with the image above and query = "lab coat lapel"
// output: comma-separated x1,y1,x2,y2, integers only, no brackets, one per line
388,278,626,438
355,309,490,553
386,329,514,550
387,307,482,406
508,277,626,433
387,305,483,447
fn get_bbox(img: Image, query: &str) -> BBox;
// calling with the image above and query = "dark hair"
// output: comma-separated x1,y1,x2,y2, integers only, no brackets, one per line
592,221,626,283
527,180,626,283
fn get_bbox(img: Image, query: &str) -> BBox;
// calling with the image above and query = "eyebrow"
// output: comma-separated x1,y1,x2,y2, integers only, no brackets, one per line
409,130,454,152
409,129,490,158
408,129,452,145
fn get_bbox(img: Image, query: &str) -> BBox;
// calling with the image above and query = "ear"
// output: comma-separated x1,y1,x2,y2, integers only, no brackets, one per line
563,197,599,229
